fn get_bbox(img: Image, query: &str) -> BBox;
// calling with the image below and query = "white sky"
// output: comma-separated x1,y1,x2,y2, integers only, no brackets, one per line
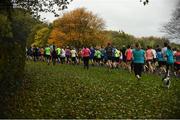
41,0,178,38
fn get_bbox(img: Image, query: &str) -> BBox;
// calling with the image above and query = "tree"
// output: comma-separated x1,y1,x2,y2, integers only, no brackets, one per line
33,27,50,47
27,23,49,47
0,0,73,17
0,0,72,117
48,8,106,48
162,1,180,43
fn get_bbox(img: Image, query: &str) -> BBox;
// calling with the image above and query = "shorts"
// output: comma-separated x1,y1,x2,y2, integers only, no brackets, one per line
71,57,76,62
115,57,119,62
158,61,166,67
96,58,101,62
46,55,50,59
107,56,112,61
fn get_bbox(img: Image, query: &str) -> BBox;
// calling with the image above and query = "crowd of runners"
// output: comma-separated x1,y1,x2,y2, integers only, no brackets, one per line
26,42,180,81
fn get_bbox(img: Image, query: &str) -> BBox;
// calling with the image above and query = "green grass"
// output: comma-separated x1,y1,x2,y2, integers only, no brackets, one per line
10,61,180,118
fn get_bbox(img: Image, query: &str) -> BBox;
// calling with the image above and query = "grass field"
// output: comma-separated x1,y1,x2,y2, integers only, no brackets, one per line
10,61,180,118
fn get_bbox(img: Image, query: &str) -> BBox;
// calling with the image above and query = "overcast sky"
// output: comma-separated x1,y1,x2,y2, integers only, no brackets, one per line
41,0,178,39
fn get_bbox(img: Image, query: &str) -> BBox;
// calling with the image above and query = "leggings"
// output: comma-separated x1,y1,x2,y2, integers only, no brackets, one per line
83,57,89,69
133,63,144,77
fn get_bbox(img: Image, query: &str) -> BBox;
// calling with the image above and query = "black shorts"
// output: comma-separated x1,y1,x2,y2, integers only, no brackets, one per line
107,56,112,61
71,57,76,62
174,63,180,71
46,55,50,59
96,58,101,62
115,57,119,62
158,61,166,67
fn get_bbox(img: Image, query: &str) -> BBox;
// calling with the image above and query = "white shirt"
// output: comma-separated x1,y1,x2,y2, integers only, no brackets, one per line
71,49,77,57
61,49,65,57
152,49,157,59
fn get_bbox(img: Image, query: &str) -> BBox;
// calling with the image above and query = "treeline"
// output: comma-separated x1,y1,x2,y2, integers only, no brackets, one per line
107,31,180,49
26,8,180,49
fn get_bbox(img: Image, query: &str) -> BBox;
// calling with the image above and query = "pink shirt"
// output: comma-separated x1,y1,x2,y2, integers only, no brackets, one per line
82,48,90,57
146,49,153,60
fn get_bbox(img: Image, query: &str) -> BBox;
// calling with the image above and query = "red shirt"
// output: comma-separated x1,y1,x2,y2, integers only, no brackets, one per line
174,52,180,64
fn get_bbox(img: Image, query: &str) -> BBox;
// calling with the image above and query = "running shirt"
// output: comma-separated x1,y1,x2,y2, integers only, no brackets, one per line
125,48,133,61
61,49,65,57
112,48,116,57
82,48,91,57
100,48,105,58
174,52,180,64
133,49,145,63
105,46,113,57
90,48,95,59
40,48,44,55
45,47,51,55
146,49,153,60
115,49,120,58
162,47,167,59
152,49,157,59
95,50,102,59
65,49,71,56
56,48,61,55
156,51,164,61
166,49,174,64
71,49,77,57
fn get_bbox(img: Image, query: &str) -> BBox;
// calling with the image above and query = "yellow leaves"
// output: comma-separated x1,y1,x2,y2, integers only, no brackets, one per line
49,8,107,48
48,28,65,47
32,27,50,47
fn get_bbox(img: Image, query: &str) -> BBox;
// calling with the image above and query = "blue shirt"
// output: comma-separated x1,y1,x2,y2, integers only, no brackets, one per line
90,48,95,59
133,49,145,63
156,51,164,61
166,49,174,64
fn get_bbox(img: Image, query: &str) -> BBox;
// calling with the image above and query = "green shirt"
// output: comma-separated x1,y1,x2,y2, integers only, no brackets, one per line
95,50,101,58
115,49,120,57
56,48,61,55
45,47,51,55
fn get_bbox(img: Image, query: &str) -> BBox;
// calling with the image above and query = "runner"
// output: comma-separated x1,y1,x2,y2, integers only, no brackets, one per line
145,46,154,72
156,47,166,75
174,48,180,77
164,45,174,78
94,48,102,66
125,45,133,72
60,47,66,64
71,47,77,65
90,46,95,66
65,46,71,64
51,45,57,65
105,43,113,69
100,46,106,65
114,48,121,68
82,46,91,69
121,45,127,63
56,47,61,64
40,47,45,62
33,45,39,62
132,43,146,80
45,45,51,65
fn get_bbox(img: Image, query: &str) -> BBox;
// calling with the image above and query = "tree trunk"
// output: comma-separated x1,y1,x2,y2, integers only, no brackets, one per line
0,37,26,118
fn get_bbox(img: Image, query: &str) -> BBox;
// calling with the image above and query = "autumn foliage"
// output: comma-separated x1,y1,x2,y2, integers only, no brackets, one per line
48,8,107,48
